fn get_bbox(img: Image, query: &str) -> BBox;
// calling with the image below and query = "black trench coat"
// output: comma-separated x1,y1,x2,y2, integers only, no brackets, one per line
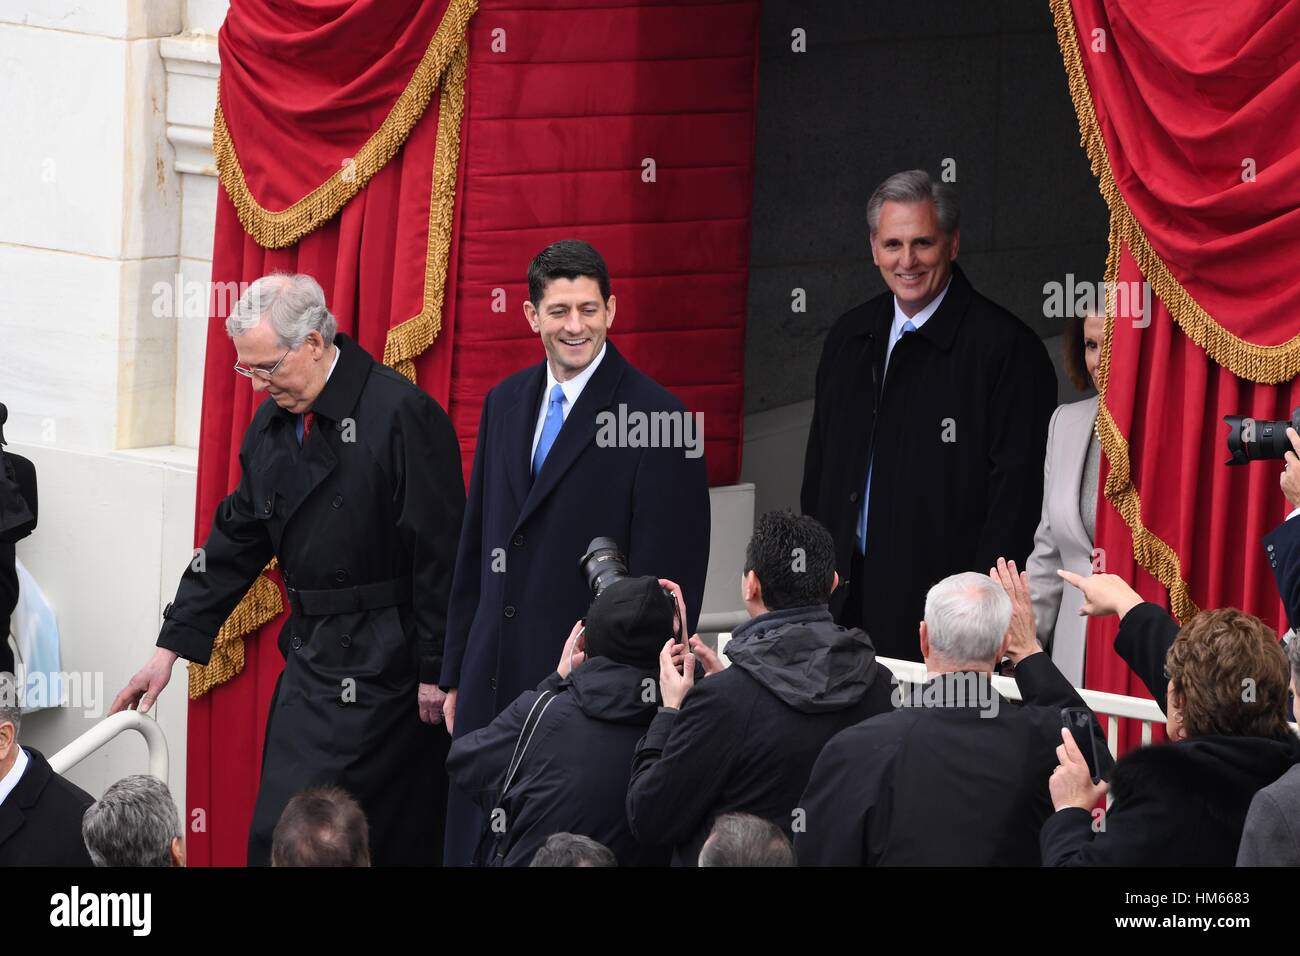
157,333,465,865
801,264,1056,660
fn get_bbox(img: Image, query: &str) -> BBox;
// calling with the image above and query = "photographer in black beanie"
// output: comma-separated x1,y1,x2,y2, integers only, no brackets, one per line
446,575,679,866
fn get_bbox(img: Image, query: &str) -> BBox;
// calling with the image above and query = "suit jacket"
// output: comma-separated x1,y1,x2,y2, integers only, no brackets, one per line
157,333,465,865
1026,395,1098,685
794,653,1109,866
801,264,1057,660
1264,513,1300,632
0,747,93,866
440,340,710,863
1237,764,1300,866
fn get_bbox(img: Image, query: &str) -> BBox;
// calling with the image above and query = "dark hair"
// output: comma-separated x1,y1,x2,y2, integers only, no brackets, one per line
528,832,617,867
743,511,837,610
527,240,611,306
271,785,371,867
1166,608,1291,740
698,813,795,867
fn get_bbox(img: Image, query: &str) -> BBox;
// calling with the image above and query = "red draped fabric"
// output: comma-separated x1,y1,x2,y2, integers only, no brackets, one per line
1050,1,1300,732
186,0,758,863
444,0,758,485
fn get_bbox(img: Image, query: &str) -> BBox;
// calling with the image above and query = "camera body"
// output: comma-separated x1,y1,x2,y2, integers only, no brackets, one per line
1223,407,1300,465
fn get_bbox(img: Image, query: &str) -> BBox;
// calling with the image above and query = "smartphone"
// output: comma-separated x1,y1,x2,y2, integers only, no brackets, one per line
1061,707,1103,785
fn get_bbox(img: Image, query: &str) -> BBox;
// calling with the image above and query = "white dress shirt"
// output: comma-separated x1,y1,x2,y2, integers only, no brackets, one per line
0,745,30,808
530,343,607,461
883,277,952,375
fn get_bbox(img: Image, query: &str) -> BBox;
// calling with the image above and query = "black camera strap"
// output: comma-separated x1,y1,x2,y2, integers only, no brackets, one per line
473,688,558,866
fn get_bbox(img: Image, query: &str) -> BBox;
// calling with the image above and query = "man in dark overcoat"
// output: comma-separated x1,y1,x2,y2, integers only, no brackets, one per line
112,272,465,866
802,169,1056,662
439,239,710,864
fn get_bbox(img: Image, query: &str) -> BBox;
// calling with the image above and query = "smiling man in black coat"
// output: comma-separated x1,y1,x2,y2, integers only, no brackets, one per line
440,240,710,864
802,170,1056,662
112,273,466,866
626,511,894,866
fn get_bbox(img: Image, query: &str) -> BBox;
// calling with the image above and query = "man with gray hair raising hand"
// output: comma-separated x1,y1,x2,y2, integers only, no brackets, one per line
111,272,466,866
795,560,1110,866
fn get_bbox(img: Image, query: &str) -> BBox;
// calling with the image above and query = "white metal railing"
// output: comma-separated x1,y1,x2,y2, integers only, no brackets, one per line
49,710,169,782
875,655,1167,760
713,633,1167,761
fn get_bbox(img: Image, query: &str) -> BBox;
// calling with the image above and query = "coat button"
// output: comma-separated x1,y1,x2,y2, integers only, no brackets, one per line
263,498,273,516
490,678,497,690
291,636,302,650
340,634,351,648
504,605,516,619
512,534,525,547
332,494,344,509
849,491,859,503
334,569,349,583
1267,544,1275,552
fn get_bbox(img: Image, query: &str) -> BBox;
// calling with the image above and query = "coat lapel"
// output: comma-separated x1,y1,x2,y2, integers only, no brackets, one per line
1056,396,1099,549
501,363,546,514
514,343,628,531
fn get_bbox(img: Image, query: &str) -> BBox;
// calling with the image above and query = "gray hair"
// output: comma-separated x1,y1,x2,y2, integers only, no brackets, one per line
698,813,795,867
82,774,181,867
867,169,960,237
0,672,19,738
528,833,617,867
924,572,1012,666
225,272,337,349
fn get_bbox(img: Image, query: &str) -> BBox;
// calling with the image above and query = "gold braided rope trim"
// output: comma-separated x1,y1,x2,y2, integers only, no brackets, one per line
1049,0,1300,385
187,38,470,699
1094,217,1201,624
187,560,282,698
213,0,478,249
384,39,467,383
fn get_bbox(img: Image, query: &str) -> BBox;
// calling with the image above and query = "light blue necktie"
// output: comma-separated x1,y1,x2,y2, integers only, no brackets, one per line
857,320,917,554
531,383,566,478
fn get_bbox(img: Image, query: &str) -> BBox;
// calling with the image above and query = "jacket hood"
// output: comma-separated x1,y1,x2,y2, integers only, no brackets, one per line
566,656,659,726
723,606,878,713
1113,733,1300,824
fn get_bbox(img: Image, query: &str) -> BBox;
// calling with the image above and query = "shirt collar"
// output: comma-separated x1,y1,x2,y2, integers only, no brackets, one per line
545,342,608,408
892,275,952,336
0,745,29,808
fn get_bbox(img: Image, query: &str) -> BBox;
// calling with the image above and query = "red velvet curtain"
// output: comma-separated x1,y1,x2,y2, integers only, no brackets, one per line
1050,1,1300,730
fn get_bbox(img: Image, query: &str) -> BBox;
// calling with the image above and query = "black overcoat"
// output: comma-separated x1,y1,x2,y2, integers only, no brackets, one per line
0,747,93,866
440,340,710,863
801,264,1057,660
157,333,465,865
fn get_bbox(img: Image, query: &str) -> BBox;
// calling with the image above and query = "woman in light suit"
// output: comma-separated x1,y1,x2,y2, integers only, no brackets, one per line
1027,313,1103,686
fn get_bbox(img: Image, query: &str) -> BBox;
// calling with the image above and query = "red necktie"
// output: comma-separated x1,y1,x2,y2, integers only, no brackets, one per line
303,411,315,439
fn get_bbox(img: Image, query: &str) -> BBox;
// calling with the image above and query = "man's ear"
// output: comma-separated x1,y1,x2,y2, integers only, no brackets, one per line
948,226,961,260
604,293,616,329
742,570,761,605
523,299,541,334
830,570,840,595
918,621,929,660
171,836,185,867
869,234,880,266
996,632,1011,662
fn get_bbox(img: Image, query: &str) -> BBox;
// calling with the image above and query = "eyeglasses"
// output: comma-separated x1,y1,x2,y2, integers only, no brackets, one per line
233,349,291,381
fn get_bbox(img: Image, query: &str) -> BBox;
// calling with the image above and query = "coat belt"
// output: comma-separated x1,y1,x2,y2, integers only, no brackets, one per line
284,577,411,617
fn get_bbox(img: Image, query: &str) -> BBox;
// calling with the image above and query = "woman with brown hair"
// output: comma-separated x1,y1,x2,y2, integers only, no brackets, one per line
1040,571,1299,865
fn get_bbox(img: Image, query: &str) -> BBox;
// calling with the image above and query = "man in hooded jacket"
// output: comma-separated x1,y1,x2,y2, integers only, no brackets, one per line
626,511,895,866
446,575,676,866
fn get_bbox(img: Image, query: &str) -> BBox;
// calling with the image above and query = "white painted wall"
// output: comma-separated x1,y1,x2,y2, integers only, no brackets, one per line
0,0,227,819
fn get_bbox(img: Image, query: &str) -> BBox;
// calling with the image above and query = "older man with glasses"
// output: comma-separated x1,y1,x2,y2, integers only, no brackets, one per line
111,272,466,866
